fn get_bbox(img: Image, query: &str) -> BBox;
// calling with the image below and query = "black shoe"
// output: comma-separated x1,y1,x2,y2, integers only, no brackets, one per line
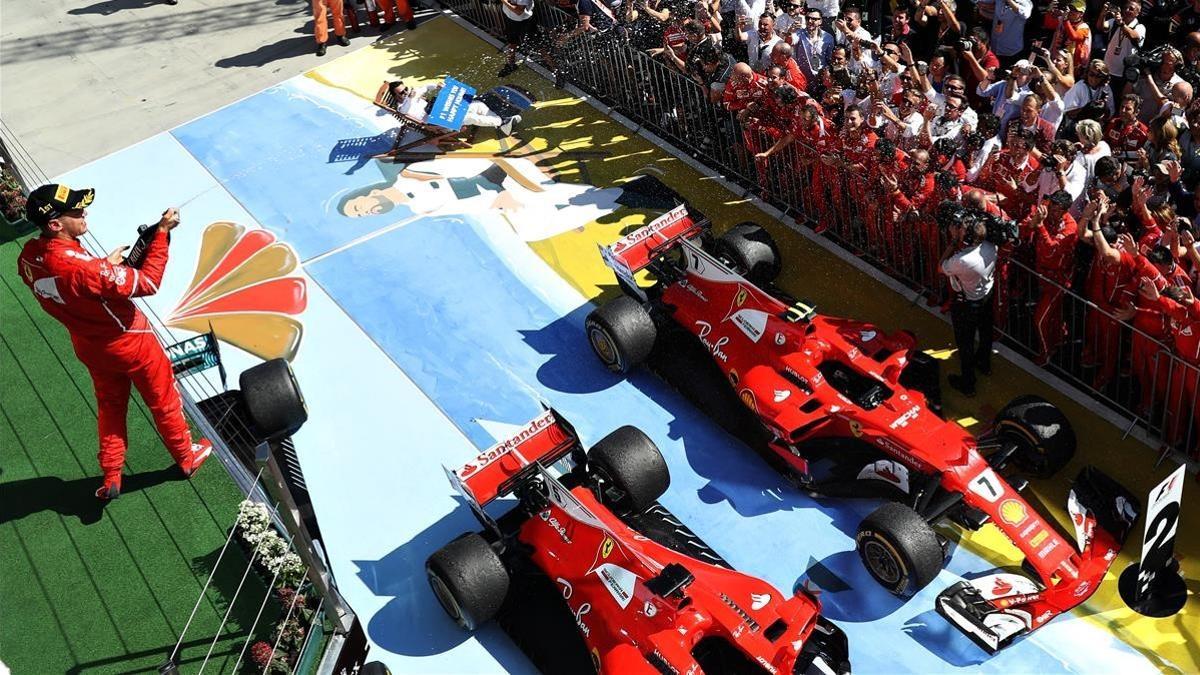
337,34,350,46
316,42,327,56
498,62,519,78
164,0,178,4
380,21,394,31
406,19,418,30
947,374,976,398
976,362,992,376
554,69,567,89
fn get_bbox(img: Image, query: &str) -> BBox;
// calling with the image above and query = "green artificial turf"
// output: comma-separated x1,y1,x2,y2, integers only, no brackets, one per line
0,220,279,674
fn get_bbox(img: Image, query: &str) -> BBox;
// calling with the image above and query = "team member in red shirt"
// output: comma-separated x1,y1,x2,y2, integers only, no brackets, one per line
1140,280,1200,448
1028,192,1079,364
1081,196,1166,390
1104,94,1150,162
722,62,768,113
976,129,1040,217
768,42,808,93
17,185,212,500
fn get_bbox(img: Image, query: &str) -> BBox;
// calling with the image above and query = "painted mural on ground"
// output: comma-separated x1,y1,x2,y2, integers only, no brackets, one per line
53,15,1195,674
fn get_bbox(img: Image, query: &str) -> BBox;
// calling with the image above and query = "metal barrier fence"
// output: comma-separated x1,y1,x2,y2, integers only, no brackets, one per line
438,0,1200,459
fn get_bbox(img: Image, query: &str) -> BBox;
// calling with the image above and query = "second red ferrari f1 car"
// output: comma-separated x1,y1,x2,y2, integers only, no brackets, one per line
584,199,1140,653
426,408,851,674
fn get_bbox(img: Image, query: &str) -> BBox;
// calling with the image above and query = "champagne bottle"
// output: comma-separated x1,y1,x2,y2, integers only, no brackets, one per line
124,223,166,269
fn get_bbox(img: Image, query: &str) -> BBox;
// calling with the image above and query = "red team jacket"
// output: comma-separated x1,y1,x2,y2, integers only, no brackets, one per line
16,230,170,342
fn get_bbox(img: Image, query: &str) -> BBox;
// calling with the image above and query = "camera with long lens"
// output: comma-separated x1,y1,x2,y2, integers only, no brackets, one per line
1123,44,1167,83
937,201,1018,246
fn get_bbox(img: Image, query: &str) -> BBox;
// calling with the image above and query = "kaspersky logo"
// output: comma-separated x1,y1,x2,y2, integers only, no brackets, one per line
168,222,308,362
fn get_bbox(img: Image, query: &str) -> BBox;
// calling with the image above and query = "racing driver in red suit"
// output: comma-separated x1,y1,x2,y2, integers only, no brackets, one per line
17,184,212,500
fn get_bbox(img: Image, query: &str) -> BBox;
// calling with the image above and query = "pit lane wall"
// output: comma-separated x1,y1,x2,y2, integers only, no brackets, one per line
55,15,1193,674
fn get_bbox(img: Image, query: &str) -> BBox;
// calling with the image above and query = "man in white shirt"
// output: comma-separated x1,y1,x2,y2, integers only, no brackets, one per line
834,7,875,46
941,218,998,396
1062,60,1116,121
991,0,1032,63
1100,0,1145,79
1023,140,1087,202
742,14,783,71
926,93,973,145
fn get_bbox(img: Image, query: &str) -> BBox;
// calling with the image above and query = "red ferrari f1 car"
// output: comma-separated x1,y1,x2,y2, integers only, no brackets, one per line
584,201,1141,653
426,408,851,674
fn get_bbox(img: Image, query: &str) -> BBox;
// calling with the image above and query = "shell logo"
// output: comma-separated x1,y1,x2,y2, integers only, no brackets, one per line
168,222,307,362
1000,499,1028,526
739,388,757,412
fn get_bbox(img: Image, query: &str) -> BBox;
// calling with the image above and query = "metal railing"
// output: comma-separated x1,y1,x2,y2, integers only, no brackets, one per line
438,0,1200,459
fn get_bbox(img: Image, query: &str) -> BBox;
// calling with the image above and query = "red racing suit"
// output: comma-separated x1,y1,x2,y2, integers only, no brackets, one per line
16,231,193,483
1083,250,1164,389
1032,215,1078,361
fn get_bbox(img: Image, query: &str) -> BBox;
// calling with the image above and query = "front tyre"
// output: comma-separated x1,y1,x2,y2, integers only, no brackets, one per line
426,533,509,631
585,297,657,374
993,395,1075,479
855,502,944,596
588,426,670,515
239,358,308,442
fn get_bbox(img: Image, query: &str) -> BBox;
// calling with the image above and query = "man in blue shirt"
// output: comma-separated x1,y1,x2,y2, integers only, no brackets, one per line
990,0,1032,67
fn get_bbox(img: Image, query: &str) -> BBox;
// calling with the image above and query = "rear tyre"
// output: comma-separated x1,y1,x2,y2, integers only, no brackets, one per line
715,222,781,285
426,534,509,631
994,395,1075,479
585,297,657,374
588,426,670,515
239,358,308,442
855,502,944,596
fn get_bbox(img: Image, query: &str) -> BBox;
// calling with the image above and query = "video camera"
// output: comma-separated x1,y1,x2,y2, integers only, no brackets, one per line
936,201,1018,246
1123,44,1168,84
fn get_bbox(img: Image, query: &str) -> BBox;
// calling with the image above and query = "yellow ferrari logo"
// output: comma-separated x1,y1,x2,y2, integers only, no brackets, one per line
601,537,614,559
849,420,863,437
54,185,70,202
735,288,748,307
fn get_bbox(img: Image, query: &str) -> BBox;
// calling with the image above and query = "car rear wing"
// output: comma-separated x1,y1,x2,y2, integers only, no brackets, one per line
598,204,707,292
445,409,580,511
936,466,1139,652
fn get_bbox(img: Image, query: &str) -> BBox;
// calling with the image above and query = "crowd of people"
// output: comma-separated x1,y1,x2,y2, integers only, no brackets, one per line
531,0,1200,451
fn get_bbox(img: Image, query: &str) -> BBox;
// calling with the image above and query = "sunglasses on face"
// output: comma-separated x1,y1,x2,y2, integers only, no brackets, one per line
945,104,962,111
884,48,899,55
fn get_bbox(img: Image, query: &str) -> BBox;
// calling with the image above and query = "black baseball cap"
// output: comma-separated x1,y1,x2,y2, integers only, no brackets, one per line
25,183,95,227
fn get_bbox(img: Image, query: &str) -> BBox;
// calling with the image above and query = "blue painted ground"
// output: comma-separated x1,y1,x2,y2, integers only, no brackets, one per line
57,76,1155,673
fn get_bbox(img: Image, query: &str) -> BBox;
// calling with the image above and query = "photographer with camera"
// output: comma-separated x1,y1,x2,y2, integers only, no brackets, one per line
1100,0,1146,80
955,27,999,103
941,208,999,396
1134,46,1184,122
990,0,1032,67
1049,0,1091,71
1063,59,1116,125
1024,137,1088,201
976,59,1036,128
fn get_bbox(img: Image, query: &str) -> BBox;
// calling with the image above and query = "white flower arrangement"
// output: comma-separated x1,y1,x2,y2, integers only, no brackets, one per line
234,499,305,584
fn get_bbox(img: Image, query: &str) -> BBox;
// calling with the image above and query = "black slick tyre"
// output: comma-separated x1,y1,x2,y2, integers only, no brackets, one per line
426,533,509,631
715,222,781,285
239,358,308,442
588,426,670,515
994,395,1075,479
855,502,944,596
585,297,656,374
